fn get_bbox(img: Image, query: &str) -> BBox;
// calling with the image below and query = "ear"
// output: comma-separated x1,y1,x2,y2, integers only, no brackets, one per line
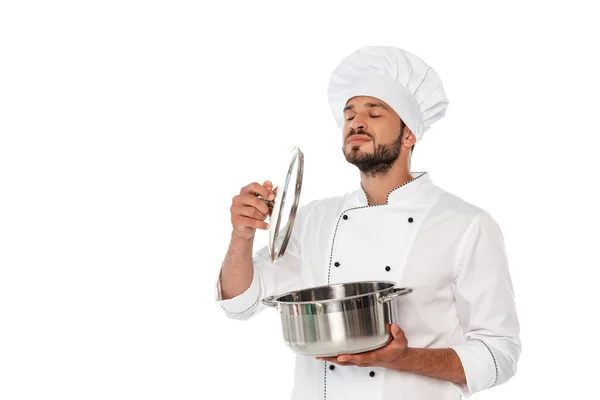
402,126,417,148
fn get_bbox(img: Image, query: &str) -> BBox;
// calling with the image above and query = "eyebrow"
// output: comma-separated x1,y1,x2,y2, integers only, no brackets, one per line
343,102,389,112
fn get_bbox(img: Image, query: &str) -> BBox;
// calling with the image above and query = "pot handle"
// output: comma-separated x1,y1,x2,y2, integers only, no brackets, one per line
262,296,278,308
380,287,413,303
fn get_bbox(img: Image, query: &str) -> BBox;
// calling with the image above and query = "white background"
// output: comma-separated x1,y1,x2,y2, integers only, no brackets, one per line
1,1,599,399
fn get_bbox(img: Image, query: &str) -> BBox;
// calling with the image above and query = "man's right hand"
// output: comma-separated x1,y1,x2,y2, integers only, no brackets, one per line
230,181,275,240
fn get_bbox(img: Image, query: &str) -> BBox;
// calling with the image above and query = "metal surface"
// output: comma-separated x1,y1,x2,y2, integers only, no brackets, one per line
259,147,304,263
262,281,413,356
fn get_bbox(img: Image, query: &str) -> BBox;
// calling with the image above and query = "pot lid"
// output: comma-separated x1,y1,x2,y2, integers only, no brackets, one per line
262,146,304,263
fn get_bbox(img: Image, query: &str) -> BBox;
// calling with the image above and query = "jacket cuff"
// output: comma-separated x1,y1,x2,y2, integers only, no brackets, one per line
214,269,262,316
449,339,497,397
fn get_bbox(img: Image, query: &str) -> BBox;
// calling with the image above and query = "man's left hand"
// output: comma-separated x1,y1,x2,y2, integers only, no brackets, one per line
316,323,408,368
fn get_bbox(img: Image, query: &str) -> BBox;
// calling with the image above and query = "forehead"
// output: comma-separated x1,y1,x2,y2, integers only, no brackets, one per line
344,95,391,109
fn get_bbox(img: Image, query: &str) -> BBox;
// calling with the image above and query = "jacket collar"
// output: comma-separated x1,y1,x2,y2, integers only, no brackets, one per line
356,171,431,206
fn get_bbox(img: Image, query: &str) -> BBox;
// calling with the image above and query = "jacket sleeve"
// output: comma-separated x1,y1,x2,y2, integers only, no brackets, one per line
214,203,309,320
448,211,522,397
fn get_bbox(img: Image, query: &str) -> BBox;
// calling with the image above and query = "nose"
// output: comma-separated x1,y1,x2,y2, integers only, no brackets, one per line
349,114,368,132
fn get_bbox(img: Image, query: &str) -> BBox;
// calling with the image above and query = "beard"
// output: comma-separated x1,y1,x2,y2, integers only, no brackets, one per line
343,129,403,177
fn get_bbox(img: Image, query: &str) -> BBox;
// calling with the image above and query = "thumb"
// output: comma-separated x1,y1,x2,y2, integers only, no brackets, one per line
263,180,273,191
391,324,404,339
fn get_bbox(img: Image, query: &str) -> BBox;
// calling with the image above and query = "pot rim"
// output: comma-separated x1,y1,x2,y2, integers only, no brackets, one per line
263,280,403,306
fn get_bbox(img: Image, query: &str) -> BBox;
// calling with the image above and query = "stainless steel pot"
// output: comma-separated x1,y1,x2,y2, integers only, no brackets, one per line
262,281,413,357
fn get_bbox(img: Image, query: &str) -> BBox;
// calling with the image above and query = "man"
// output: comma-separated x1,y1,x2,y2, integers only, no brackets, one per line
215,46,521,399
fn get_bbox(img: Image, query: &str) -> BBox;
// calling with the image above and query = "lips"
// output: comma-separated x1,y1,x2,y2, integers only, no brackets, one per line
347,135,371,144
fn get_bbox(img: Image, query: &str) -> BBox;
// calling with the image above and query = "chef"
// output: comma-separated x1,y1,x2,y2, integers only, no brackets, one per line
215,46,521,399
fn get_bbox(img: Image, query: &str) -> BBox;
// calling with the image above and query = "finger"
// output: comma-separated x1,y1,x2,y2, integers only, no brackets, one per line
333,361,355,367
340,349,381,365
339,354,368,365
316,357,337,362
241,182,275,201
391,323,405,340
232,215,269,230
231,205,268,221
317,359,355,367
316,356,353,365
337,354,363,364
262,180,274,192
234,194,271,216
336,355,356,364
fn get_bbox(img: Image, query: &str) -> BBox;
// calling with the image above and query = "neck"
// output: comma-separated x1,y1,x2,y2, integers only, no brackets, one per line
361,162,414,206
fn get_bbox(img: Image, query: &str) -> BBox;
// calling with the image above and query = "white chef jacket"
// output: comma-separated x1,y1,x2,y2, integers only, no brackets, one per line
215,171,521,400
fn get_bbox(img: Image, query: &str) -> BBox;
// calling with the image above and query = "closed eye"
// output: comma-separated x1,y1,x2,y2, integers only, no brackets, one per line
345,115,381,121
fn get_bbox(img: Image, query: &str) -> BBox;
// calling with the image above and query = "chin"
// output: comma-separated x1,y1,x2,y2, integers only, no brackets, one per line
349,145,369,152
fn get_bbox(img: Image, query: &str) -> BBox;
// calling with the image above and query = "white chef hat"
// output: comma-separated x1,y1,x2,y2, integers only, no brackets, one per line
327,46,449,141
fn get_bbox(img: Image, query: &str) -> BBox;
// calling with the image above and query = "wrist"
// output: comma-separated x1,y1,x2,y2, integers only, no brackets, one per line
231,229,255,242
383,347,414,372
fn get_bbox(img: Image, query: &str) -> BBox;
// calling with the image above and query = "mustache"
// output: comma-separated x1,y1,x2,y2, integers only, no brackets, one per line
346,129,373,141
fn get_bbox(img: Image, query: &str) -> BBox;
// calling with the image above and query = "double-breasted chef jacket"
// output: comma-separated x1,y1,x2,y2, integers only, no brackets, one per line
215,171,521,399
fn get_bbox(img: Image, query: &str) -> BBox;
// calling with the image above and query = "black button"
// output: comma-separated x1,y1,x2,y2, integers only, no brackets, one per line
334,262,340,267
408,217,414,223
369,371,375,377
385,266,391,272
343,214,348,220
329,365,335,370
